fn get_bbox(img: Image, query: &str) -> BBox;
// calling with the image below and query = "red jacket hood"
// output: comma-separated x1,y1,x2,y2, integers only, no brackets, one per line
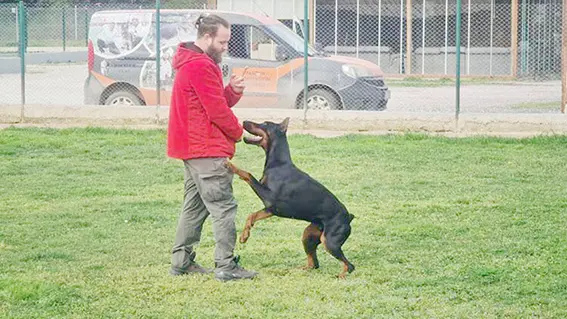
172,42,210,70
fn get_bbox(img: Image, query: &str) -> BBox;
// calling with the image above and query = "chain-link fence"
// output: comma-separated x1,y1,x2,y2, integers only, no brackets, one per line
0,0,564,118
0,4,19,55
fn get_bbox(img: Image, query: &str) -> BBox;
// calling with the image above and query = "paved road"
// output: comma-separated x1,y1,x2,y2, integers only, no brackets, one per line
389,81,561,113
0,63,562,114
0,63,87,105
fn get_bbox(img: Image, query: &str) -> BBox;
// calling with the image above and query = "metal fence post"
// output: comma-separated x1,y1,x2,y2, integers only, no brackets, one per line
18,0,26,121
303,0,309,122
156,0,161,123
520,0,527,75
562,0,566,114
455,0,462,122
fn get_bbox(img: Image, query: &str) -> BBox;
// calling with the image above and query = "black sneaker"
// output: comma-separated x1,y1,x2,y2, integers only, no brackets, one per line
170,262,212,276
214,256,258,281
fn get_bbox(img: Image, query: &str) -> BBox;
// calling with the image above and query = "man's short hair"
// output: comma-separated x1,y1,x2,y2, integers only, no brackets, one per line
194,13,230,38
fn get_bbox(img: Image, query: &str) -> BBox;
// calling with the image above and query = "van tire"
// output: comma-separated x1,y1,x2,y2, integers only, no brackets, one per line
104,90,143,106
297,88,342,110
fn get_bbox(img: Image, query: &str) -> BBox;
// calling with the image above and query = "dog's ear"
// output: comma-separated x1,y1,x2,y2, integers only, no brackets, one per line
279,117,290,132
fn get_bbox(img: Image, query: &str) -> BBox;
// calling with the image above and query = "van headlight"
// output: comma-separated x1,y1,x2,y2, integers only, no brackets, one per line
341,64,374,78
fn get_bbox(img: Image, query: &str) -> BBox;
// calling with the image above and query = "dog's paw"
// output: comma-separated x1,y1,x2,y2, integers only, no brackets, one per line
225,160,237,172
300,264,319,271
239,230,250,243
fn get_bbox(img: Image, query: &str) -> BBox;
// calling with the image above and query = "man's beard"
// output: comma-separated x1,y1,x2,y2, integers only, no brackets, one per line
206,47,223,64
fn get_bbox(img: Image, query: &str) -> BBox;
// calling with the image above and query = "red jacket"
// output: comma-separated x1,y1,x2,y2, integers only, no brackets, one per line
167,42,243,160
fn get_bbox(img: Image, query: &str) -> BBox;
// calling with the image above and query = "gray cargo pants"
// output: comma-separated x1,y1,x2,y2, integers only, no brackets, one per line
171,157,238,272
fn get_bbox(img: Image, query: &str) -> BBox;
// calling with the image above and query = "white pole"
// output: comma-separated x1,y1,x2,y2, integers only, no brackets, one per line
378,0,382,65
334,0,338,55
272,0,275,17
293,0,295,17
74,5,78,40
444,0,448,74
15,7,18,45
467,0,471,74
537,0,545,74
421,0,425,74
272,0,275,57
292,0,296,29
314,0,317,44
490,0,494,75
229,0,233,11
399,0,403,73
356,0,360,58
526,0,531,73
291,0,295,89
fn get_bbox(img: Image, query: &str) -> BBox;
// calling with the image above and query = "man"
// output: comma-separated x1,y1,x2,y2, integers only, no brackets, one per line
167,13,257,281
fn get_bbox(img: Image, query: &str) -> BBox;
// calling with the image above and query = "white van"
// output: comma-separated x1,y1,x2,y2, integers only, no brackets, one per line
84,9,390,110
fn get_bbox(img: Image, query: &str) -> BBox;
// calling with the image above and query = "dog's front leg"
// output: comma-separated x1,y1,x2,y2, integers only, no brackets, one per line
225,160,252,182
225,160,275,207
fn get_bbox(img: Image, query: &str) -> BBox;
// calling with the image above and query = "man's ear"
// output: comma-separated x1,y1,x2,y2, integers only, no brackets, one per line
279,117,290,132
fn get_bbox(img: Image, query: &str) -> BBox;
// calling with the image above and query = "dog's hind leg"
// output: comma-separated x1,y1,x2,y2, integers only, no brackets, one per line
240,209,273,243
301,223,323,270
321,225,355,279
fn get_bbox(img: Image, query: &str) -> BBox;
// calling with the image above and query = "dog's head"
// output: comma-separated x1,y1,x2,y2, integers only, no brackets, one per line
242,117,290,151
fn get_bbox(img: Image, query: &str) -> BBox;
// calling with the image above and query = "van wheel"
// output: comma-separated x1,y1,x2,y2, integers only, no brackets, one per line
105,91,142,106
299,88,341,110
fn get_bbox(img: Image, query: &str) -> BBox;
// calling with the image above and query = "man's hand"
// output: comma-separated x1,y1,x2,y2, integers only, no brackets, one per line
230,67,248,94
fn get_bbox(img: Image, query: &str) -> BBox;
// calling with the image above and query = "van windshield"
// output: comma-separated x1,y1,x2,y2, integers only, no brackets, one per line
266,23,318,56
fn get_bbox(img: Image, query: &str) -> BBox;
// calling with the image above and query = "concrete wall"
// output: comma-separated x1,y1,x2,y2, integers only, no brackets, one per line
2,104,567,136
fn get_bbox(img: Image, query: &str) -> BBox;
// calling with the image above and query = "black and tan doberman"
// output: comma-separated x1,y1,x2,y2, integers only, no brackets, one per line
226,118,355,279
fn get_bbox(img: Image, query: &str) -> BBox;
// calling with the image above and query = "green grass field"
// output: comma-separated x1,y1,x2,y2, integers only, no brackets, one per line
1,127,567,318
510,101,561,111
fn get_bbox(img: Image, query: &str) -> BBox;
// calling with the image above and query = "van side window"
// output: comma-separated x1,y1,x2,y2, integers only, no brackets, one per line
228,24,249,59
228,25,278,61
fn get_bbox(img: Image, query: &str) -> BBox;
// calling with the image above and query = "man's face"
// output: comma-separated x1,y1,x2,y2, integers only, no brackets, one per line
203,25,230,64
